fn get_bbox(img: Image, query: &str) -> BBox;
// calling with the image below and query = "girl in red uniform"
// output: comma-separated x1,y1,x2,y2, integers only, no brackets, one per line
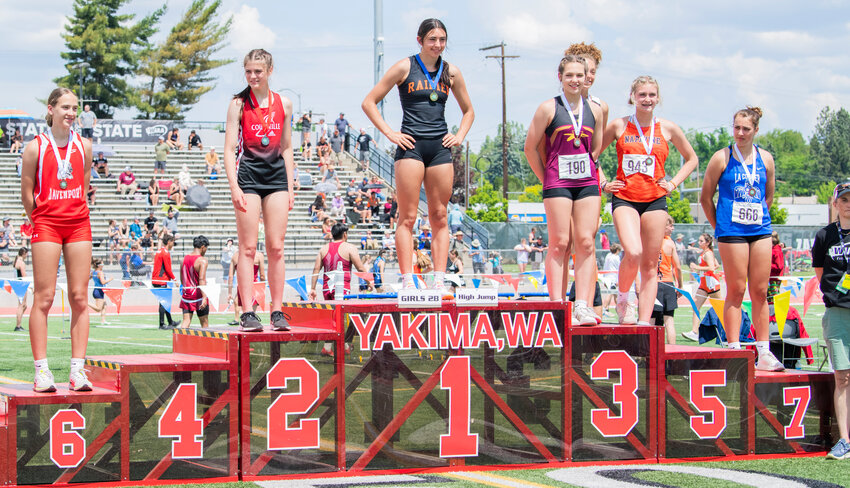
20,87,93,392
600,76,697,325
224,49,294,332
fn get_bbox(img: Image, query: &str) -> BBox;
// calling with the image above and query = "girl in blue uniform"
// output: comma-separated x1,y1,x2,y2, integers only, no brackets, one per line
362,18,474,294
700,106,783,371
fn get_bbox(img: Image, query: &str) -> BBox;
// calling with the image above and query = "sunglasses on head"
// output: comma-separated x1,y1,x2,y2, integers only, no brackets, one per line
834,183,850,200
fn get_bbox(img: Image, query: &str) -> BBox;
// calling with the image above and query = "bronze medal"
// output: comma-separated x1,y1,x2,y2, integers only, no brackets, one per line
59,180,67,190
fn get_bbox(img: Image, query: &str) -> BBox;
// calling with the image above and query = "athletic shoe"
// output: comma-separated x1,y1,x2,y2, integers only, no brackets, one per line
240,311,263,332
434,283,454,300
636,320,651,326
33,369,56,393
574,304,599,326
681,330,699,342
271,310,291,332
69,369,93,392
13,326,24,332
227,320,238,326
756,351,785,372
827,439,850,460
402,277,417,289
616,300,637,325
159,323,175,330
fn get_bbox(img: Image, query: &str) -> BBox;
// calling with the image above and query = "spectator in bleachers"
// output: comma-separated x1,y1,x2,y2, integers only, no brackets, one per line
168,179,185,207
317,117,328,142
16,155,22,178
166,128,183,150
300,112,312,148
129,242,150,281
355,128,373,172
129,217,143,243
381,230,395,258
322,167,340,190
346,178,359,203
93,151,112,178
187,130,203,150
154,136,170,174
118,241,132,280
205,147,220,175
20,217,32,250
221,238,235,283
335,113,352,151
117,166,138,197
448,203,464,234
162,207,180,240
382,193,398,229
361,230,379,250
178,164,193,192
117,218,130,248
9,129,23,153
321,217,336,241
317,136,331,168
367,190,380,219
292,162,302,191
309,193,327,223
329,129,343,163
353,196,371,223
86,181,97,205
329,192,345,219
144,210,158,235
148,177,159,207
418,224,432,250
469,239,485,275
0,217,15,264
302,139,313,160
107,219,120,264
139,230,153,260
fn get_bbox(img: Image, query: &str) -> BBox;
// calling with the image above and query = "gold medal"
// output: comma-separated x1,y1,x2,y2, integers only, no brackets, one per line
429,91,438,102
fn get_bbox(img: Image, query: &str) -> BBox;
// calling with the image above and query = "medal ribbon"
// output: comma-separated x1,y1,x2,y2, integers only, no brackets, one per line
630,115,656,156
46,128,75,185
249,90,274,138
413,54,444,94
733,143,758,189
558,91,584,144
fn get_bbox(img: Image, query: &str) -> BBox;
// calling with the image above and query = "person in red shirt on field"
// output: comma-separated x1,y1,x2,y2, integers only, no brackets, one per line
20,87,93,393
152,234,178,329
768,231,785,302
180,235,210,328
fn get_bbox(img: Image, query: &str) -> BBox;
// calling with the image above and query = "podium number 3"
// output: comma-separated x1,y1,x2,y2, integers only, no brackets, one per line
590,350,640,437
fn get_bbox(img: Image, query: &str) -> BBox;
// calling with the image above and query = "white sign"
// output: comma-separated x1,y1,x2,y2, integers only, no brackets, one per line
397,289,442,308
455,288,499,306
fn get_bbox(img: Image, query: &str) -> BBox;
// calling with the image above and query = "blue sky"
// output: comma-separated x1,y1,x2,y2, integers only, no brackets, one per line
1,0,849,151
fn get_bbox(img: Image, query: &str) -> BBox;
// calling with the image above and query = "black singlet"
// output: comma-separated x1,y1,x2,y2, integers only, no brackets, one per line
398,56,449,138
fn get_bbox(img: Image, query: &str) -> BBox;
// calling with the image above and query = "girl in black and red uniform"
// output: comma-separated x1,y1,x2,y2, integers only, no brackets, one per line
20,87,93,393
224,49,294,332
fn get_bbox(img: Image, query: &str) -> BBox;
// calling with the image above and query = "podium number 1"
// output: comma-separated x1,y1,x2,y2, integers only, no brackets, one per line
440,355,478,457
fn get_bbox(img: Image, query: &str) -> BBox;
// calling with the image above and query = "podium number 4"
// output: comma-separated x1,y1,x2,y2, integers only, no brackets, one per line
159,383,204,458
50,409,86,468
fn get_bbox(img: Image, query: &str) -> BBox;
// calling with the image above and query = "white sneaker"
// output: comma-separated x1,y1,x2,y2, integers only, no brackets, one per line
33,369,56,393
69,369,93,391
616,300,637,324
574,304,600,326
434,283,454,299
756,351,785,372
402,276,417,289
681,330,699,342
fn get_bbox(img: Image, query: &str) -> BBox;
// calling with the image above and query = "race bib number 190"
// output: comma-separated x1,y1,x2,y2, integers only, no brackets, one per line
731,201,762,225
558,153,592,180
622,154,655,178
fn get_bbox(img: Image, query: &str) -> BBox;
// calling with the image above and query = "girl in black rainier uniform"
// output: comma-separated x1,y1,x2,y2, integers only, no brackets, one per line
362,18,474,294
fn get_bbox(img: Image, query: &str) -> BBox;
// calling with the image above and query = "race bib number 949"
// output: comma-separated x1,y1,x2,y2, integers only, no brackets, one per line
622,154,655,178
731,201,762,225
558,153,592,180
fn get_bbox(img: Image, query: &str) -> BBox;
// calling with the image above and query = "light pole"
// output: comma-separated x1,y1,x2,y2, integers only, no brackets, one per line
71,62,90,106
278,88,302,114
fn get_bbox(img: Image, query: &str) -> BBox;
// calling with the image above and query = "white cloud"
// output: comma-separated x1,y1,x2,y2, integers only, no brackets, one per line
227,5,276,53
752,30,822,53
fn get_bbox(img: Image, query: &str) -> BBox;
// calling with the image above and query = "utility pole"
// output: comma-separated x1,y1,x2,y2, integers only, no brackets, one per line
481,42,518,199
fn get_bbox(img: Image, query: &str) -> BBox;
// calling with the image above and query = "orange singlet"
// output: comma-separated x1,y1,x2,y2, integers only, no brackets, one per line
657,236,674,283
615,118,669,202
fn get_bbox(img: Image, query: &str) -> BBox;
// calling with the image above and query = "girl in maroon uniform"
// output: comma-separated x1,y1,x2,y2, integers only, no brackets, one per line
224,49,294,332
20,87,93,392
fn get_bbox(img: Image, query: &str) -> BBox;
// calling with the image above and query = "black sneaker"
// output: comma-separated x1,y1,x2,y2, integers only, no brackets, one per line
240,312,263,332
271,310,291,331
227,320,238,326
159,323,174,330
13,326,24,332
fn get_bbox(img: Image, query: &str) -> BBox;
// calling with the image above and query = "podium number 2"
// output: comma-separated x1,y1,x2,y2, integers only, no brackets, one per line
50,409,86,468
440,355,478,457
689,370,727,439
590,350,639,437
783,386,811,439
267,358,321,450
159,383,204,458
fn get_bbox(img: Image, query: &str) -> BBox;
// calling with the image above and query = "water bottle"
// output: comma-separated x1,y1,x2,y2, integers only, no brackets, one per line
334,261,344,299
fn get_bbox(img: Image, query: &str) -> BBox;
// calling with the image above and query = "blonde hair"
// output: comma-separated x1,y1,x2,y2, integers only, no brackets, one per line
628,75,660,105
565,42,602,66
734,106,763,130
46,87,76,127
666,214,674,225
558,54,587,76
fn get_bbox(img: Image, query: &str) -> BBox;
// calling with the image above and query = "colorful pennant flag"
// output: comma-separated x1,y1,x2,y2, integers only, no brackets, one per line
709,298,726,327
253,282,267,311
285,275,309,301
773,290,791,337
199,283,221,311
150,287,173,313
803,276,820,316
7,280,30,302
103,288,124,314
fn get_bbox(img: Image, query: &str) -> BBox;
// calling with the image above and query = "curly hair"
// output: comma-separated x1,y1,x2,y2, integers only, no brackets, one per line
565,42,603,66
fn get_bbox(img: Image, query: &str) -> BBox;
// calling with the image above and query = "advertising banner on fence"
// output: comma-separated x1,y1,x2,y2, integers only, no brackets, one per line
2,118,173,143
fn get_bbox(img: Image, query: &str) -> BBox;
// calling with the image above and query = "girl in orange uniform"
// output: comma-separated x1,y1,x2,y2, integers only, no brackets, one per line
600,76,697,325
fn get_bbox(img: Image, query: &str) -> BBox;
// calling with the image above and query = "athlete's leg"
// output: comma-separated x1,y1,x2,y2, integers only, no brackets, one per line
543,197,574,301
691,288,709,333
261,191,291,312
395,159,425,276
234,194,261,310
16,291,27,329
29,242,61,360
423,163,453,274
572,196,601,305
718,241,750,344
63,240,93,359
636,210,667,323
612,205,642,294
746,238,772,341
664,315,676,344
182,311,193,328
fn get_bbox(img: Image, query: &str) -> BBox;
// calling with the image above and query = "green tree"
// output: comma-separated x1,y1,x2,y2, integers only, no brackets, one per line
134,0,232,120
468,182,507,222
600,193,612,224
56,0,164,118
666,190,693,223
688,127,733,181
518,185,542,202
478,121,537,191
816,180,837,204
757,129,811,196
769,201,788,225
810,107,850,183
